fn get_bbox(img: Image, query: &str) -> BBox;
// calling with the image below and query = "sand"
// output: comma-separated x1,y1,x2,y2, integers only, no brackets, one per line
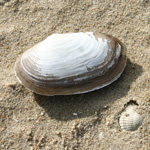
0,0,150,149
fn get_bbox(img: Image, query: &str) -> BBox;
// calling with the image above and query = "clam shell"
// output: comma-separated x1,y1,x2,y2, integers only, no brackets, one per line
119,106,143,131
14,32,127,96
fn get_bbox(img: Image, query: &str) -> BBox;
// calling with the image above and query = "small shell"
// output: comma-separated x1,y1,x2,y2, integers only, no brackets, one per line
119,106,143,131
14,32,127,96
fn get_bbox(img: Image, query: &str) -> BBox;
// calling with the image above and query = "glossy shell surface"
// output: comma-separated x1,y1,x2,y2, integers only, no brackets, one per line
119,106,143,131
15,32,127,96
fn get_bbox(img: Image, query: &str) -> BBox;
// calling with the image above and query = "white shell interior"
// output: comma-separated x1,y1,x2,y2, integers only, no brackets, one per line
21,32,121,79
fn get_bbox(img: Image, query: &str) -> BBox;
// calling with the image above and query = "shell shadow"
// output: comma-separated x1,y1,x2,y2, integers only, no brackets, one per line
34,58,143,121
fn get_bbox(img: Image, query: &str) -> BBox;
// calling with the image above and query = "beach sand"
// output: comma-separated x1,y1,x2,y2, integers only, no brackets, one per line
0,0,150,149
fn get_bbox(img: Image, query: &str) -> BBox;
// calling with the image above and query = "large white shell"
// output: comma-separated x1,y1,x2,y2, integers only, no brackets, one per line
14,32,127,96
119,105,143,131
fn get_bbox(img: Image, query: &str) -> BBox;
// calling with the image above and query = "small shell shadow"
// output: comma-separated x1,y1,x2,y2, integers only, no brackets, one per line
34,58,143,121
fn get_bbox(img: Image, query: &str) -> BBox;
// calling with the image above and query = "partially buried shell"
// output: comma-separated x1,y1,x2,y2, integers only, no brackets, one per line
14,32,127,96
119,105,143,131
